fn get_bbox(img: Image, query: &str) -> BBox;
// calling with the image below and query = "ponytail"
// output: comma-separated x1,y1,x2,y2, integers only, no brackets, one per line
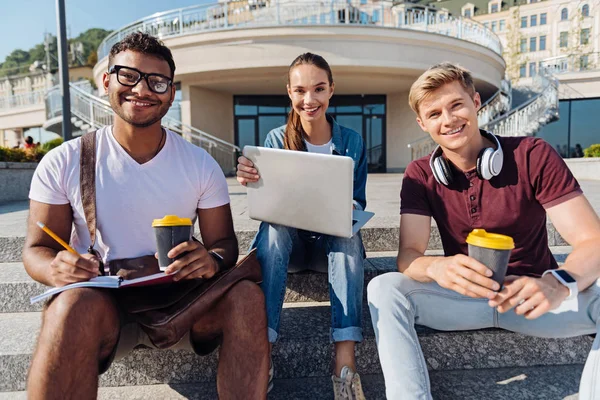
283,108,306,151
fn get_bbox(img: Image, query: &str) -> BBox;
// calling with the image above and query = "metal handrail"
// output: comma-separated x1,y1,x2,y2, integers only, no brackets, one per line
97,0,503,60
0,89,46,111
477,78,511,127
480,68,558,136
45,83,240,174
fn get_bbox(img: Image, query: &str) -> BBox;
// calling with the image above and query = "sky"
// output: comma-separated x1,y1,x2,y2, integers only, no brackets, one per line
1,0,212,63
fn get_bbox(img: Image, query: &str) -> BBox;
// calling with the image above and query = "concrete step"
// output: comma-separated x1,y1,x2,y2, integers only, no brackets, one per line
0,364,583,399
0,223,568,263
0,304,592,392
0,248,571,313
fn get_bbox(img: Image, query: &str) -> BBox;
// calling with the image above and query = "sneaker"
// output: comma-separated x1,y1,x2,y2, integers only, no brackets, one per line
332,366,366,400
267,357,274,393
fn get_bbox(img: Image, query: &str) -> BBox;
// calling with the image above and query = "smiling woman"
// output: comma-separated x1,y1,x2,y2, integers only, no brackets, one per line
235,52,369,399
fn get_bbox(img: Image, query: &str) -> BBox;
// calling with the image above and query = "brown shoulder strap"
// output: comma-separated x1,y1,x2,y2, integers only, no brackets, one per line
80,131,98,249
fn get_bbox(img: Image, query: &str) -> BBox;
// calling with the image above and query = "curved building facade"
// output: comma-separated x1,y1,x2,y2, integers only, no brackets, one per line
93,0,506,171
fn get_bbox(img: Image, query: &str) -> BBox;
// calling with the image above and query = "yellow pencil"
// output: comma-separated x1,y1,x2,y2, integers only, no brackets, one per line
36,221,79,255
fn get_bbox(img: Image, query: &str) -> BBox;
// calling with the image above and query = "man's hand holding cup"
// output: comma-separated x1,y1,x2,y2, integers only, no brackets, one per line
427,253,500,299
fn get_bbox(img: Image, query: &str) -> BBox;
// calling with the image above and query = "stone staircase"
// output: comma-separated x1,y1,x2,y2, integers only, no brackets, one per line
0,221,589,399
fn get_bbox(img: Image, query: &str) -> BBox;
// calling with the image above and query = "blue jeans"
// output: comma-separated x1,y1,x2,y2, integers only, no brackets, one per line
252,222,364,344
367,272,600,400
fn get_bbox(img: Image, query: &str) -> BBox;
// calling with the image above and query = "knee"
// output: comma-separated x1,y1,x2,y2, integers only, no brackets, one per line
256,224,295,252
43,288,117,332
224,280,266,320
367,273,414,311
328,234,363,256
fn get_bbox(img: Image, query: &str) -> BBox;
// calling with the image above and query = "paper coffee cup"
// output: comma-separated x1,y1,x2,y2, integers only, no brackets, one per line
466,229,514,289
152,215,193,271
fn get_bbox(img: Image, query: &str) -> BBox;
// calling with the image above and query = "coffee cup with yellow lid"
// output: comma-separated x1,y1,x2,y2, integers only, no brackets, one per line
152,215,193,271
466,229,514,289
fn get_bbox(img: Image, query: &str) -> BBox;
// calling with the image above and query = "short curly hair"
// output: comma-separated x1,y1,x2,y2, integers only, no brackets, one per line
108,32,175,77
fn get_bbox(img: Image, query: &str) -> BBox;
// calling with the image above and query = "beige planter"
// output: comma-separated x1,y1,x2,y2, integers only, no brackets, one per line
564,158,600,181
0,162,37,204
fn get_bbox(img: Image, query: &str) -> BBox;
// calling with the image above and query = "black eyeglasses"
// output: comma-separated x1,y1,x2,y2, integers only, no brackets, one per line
108,65,173,94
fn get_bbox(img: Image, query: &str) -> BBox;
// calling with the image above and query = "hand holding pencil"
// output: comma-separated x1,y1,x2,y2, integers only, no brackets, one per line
37,221,101,287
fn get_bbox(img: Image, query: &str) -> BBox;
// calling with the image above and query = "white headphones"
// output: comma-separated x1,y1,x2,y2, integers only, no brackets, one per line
429,130,503,186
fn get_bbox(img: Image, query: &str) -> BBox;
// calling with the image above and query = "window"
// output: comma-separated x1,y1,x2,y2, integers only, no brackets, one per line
491,3,499,13
530,37,537,52
582,4,589,17
521,16,528,28
499,19,505,31
529,62,537,77
539,35,546,50
520,38,527,52
540,13,547,25
530,15,537,26
580,55,589,70
519,64,527,78
491,21,497,31
581,28,590,45
464,8,471,18
561,8,568,21
560,32,568,48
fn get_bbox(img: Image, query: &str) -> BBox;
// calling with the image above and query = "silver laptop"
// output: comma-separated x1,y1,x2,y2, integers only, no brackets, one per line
243,146,374,238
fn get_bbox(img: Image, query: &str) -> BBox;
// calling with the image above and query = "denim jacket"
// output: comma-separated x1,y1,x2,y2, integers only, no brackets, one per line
263,115,367,211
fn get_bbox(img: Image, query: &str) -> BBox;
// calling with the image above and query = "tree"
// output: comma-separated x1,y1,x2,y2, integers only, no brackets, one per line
0,28,111,78
503,5,527,83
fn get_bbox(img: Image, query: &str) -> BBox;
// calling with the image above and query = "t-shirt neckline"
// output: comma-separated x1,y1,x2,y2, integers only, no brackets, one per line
107,126,168,168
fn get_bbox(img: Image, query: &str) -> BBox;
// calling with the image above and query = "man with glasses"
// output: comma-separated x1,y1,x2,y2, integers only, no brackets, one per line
24,32,269,399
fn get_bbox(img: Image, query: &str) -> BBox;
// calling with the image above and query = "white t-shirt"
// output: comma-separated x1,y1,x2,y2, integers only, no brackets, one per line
29,126,230,262
304,138,333,155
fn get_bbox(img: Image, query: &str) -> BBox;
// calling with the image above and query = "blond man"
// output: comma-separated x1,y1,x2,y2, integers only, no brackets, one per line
367,63,600,399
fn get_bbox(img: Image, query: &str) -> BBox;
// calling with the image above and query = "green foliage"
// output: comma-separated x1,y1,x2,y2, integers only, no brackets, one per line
0,28,111,77
41,138,63,152
584,144,600,158
0,147,47,162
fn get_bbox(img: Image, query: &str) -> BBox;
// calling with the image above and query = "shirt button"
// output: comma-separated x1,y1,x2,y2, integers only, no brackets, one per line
469,182,473,187
470,195,476,201
471,207,477,213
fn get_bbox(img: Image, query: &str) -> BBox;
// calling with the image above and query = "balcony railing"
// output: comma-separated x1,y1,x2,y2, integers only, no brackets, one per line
45,83,240,175
97,0,503,60
0,90,46,111
540,53,600,75
408,70,558,161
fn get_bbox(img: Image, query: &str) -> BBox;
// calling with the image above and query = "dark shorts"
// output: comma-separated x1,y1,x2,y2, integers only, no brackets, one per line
45,290,222,375
99,318,222,374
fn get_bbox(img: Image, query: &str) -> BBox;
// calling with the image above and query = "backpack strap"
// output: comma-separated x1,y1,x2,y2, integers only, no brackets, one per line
79,130,105,275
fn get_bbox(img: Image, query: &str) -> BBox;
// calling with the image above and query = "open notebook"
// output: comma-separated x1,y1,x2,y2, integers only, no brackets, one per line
30,272,176,304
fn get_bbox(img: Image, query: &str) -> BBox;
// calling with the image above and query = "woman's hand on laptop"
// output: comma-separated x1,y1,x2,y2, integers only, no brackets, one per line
236,156,260,186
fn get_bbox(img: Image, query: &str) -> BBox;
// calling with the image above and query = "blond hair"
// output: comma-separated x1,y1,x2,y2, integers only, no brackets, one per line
408,62,476,116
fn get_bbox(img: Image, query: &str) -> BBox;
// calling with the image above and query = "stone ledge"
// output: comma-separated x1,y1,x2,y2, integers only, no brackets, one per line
0,162,38,170
0,365,584,400
0,306,593,391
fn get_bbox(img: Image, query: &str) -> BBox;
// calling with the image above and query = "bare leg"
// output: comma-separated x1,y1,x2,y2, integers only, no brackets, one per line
334,341,357,376
191,280,269,400
28,288,121,400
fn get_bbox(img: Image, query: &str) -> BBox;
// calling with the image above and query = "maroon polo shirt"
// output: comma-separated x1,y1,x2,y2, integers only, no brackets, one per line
400,136,582,277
